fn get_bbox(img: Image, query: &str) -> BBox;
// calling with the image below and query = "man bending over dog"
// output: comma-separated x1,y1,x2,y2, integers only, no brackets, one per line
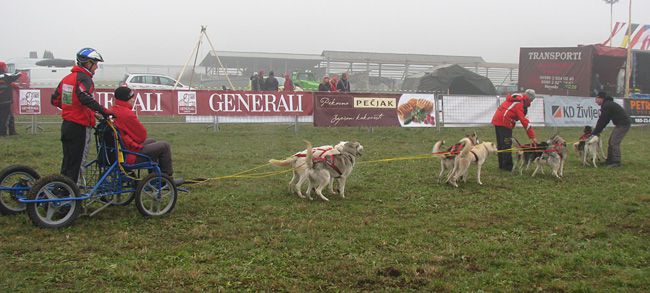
591,91,631,168
491,89,539,171
110,86,183,185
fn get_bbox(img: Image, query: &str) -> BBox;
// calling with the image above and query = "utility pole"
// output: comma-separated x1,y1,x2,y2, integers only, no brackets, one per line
624,0,632,98
603,0,620,47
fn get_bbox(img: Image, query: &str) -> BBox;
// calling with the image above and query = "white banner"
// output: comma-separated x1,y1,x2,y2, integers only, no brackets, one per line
19,89,41,114
543,96,623,127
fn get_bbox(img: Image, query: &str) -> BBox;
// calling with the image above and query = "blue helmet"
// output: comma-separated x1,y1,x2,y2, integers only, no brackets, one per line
76,47,104,64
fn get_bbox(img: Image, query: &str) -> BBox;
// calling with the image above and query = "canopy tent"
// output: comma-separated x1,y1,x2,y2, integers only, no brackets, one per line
401,64,496,95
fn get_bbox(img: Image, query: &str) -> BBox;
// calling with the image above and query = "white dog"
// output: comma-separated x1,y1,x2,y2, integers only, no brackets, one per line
269,142,347,198
581,135,606,167
446,141,498,187
432,132,478,182
304,141,363,201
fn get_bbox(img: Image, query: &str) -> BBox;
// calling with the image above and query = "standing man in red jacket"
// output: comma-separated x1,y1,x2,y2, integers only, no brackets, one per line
51,48,113,183
491,89,538,171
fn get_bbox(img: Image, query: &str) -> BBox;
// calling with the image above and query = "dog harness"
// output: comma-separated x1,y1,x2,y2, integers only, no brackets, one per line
293,147,343,177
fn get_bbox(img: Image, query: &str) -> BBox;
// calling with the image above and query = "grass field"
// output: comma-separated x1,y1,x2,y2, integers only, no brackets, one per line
1,120,649,292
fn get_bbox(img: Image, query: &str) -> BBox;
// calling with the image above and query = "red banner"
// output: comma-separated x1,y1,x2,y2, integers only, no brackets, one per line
313,92,436,127
519,47,593,97
12,89,313,116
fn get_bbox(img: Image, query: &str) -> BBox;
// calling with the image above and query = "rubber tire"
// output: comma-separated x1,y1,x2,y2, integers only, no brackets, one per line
26,174,81,229
0,165,40,215
135,173,177,217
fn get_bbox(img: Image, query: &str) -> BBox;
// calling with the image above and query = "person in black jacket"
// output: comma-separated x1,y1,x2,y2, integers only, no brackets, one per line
591,91,631,167
337,72,351,92
264,71,279,91
0,62,20,136
318,75,331,92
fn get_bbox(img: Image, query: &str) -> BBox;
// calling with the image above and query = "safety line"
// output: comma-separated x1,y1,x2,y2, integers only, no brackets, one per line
182,146,558,185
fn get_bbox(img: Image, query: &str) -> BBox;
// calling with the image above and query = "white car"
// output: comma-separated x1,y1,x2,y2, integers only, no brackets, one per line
121,73,193,90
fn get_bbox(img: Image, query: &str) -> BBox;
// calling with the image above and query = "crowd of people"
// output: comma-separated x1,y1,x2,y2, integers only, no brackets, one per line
249,71,351,92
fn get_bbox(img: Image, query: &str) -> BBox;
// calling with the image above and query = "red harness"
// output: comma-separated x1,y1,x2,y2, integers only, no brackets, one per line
294,147,343,176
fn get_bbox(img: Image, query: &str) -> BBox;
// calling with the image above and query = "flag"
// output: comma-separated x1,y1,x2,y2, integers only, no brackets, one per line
602,22,625,46
619,23,640,48
629,25,650,49
642,36,650,50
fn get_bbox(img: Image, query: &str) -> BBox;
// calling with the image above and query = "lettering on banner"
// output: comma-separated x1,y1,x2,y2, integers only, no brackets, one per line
97,91,163,112
209,93,304,113
329,113,385,126
353,97,396,108
527,51,583,61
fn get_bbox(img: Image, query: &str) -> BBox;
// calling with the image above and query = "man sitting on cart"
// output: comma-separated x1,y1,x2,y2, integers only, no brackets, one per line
110,86,183,186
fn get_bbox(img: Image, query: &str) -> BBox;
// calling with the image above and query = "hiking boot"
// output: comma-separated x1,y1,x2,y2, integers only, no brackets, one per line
606,162,621,168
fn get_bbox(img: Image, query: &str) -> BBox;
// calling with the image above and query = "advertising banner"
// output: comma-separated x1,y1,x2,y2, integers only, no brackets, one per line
313,93,436,127
519,47,592,97
13,89,314,116
625,99,650,124
544,96,600,126
18,89,41,114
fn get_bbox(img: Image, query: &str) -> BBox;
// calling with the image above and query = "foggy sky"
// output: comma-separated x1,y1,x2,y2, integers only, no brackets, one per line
3,0,649,65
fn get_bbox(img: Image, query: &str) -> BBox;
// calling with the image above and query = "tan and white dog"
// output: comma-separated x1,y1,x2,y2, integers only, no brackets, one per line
547,135,568,177
304,140,363,201
432,132,478,182
446,141,498,187
269,142,346,198
580,135,606,167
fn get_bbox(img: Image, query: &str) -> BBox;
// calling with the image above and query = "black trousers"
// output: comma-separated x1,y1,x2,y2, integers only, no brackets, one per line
60,120,91,182
0,103,10,136
495,126,513,171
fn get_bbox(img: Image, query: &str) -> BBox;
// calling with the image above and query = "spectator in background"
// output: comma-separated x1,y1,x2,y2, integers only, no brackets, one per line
491,89,538,171
258,70,267,91
0,61,20,136
337,72,351,92
329,74,339,92
265,71,279,91
616,66,625,96
318,75,331,92
591,91,631,167
250,72,261,91
283,73,295,92
592,73,604,97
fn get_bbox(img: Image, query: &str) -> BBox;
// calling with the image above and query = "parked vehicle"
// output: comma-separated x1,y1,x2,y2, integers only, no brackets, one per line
121,73,192,90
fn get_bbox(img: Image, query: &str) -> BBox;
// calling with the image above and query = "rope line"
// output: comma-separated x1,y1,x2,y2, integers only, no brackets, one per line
182,146,560,185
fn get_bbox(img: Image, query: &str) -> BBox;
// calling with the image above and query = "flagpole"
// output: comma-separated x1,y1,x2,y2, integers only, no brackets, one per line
624,0,633,98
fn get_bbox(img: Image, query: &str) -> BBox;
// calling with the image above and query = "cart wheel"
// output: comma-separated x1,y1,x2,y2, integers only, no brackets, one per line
0,165,40,215
26,174,81,229
135,173,177,217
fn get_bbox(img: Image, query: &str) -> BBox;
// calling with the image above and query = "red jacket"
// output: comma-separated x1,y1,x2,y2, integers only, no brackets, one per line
51,66,105,127
491,93,535,139
110,100,147,164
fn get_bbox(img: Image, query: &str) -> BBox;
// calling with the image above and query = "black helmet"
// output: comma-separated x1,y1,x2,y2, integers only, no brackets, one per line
76,47,104,64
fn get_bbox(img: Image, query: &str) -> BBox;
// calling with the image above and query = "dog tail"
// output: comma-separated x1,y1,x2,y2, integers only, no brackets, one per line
304,140,314,169
268,157,295,167
511,136,523,148
432,140,444,154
